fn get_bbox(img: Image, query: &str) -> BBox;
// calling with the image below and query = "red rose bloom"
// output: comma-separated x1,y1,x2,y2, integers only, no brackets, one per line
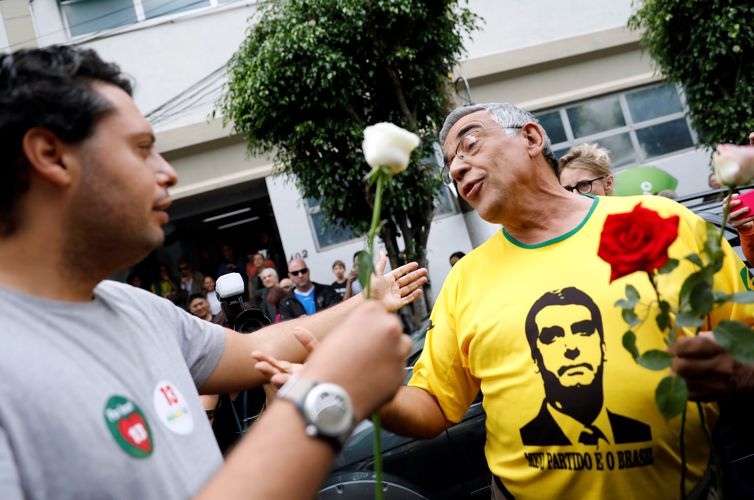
598,203,680,283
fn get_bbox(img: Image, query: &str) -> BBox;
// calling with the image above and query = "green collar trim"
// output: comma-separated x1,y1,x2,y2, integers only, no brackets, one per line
502,194,599,249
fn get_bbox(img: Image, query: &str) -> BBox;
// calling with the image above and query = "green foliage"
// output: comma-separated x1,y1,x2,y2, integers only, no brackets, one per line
714,320,754,364
219,0,480,267
655,376,688,420
630,1,754,151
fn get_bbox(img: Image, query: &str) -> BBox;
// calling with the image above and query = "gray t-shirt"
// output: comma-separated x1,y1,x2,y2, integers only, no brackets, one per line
0,280,226,499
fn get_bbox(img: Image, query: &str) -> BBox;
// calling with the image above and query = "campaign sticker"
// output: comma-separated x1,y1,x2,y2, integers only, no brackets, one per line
153,380,194,435
103,395,153,458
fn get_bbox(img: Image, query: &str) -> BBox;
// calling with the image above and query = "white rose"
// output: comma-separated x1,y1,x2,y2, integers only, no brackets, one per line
714,144,754,186
362,122,420,174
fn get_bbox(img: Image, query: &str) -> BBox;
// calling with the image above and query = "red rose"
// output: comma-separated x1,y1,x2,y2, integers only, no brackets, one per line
598,203,680,283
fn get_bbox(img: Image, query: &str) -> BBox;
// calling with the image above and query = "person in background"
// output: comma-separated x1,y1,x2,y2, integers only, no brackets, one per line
558,143,614,196
656,189,678,200
449,251,465,267
178,259,204,297
258,268,280,321
723,132,754,264
126,271,146,289
279,278,293,293
331,260,348,299
151,262,180,304
247,252,276,304
278,259,341,321
344,251,366,300
264,286,287,323
203,275,222,316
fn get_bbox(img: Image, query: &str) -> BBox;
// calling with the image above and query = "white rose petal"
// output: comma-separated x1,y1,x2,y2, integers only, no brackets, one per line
362,122,421,174
714,146,754,186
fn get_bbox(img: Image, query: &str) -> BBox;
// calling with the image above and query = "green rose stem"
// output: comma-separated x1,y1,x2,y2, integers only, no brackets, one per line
365,169,388,500
647,275,688,499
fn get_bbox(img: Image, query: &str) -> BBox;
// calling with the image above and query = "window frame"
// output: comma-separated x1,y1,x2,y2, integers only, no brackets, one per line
538,83,699,169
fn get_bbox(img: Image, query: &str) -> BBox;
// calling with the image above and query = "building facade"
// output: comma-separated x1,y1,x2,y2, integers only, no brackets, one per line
1,0,712,290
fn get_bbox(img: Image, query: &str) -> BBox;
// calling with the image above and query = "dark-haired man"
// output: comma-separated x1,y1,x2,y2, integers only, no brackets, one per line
0,45,427,499
379,103,754,498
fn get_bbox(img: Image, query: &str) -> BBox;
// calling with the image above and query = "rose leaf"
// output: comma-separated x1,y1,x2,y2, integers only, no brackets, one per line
625,284,640,304
675,312,705,328
655,376,688,420
688,282,714,317
658,258,679,275
656,309,671,332
357,251,374,289
637,349,672,370
685,253,704,268
713,321,754,364
622,330,639,360
622,308,640,328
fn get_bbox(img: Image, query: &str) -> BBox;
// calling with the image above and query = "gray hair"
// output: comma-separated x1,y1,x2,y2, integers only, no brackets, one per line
261,267,278,278
439,103,558,174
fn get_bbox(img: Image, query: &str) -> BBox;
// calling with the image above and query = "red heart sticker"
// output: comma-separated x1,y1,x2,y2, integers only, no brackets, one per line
118,413,152,454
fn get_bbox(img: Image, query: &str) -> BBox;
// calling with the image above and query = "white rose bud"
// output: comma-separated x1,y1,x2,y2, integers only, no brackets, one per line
362,122,421,174
714,144,754,186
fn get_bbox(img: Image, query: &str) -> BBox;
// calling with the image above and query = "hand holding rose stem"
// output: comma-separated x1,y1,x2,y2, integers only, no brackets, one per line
598,143,754,498
361,122,420,500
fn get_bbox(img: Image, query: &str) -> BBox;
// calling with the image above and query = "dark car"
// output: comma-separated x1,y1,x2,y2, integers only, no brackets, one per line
318,189,754,500
318,321,489,500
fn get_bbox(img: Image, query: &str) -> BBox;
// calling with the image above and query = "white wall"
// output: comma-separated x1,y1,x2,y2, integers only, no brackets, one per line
464,0,633,59
0,9,8,49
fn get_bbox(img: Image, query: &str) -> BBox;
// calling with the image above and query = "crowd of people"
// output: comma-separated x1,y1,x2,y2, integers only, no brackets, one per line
3,44,754,500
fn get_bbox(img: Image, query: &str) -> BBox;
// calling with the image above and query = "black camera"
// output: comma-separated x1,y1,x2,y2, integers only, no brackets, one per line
215,273,270,333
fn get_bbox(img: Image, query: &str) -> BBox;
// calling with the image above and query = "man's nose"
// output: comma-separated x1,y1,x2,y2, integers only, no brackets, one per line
155,153,178,188
449,156,471,184
564,347,580,360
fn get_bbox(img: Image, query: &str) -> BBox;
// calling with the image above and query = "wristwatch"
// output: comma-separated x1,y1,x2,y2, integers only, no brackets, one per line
277,376,356,451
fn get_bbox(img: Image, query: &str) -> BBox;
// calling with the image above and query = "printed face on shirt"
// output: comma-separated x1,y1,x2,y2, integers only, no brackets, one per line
534,304,603,388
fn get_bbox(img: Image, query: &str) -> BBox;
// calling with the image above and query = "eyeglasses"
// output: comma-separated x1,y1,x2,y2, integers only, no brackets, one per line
562,175,608,194
289,268,308,276
441,126,522,185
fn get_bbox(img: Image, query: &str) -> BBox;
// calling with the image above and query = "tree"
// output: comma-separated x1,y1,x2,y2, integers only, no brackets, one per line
219,0,479,321
629,1,754,152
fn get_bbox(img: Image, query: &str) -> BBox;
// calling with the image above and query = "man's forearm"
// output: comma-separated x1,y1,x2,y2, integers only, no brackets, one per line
196,401,335,499
380,386,452,439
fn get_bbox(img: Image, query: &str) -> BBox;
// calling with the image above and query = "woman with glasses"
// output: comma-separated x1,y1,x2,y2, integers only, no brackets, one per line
558,143,614,196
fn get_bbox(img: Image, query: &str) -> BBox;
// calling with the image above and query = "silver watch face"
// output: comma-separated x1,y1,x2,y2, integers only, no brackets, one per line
303,383,353,436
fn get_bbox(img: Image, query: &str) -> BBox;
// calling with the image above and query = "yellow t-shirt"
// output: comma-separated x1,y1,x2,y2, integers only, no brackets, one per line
410,195,753,499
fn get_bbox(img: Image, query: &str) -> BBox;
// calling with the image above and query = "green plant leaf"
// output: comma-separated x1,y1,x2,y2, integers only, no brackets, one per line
658,258,679,274
688,282,714,317
637,349,672,370
623,331,639,360
713,321,754,364
357,251,374,290
675,312,705,328
622,308,640,328
655,376,688,420
679,270,712,311
615,299,634,309
625,284,640,305
656,310,671,332
713,290,732,304
685,253,704,267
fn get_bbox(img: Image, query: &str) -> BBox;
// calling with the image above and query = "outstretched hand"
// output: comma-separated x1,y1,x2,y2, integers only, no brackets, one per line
370,252,428,312
252,327,317,389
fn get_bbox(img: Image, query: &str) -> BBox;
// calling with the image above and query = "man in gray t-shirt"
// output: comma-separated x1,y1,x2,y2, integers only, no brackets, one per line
0,46,428,499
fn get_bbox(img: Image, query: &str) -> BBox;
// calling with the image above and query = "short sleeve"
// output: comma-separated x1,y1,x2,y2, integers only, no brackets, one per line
0,426,23,500
166,306,226,387
408,269,480,423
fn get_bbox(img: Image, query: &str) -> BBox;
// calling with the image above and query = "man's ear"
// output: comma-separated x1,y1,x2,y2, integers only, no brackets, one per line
520,122,546,158
22,128,74,188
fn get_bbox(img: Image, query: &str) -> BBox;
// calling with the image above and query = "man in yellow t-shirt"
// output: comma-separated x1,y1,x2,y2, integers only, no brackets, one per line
380,102,754,499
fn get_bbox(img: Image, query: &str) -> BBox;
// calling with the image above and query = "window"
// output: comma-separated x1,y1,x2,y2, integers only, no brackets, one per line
535,84,696,168
305,199,359,251
59,0,216,37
